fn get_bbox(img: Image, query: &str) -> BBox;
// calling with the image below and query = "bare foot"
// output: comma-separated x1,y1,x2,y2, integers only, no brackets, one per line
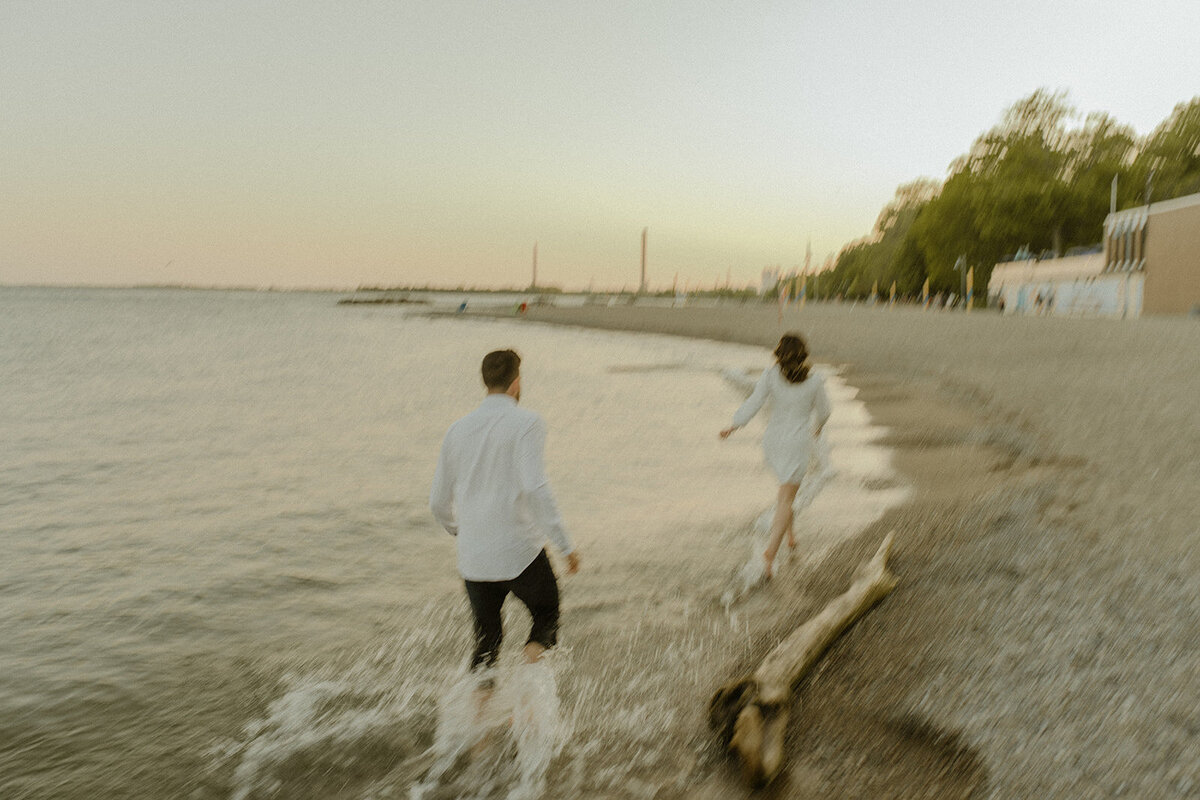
762,553,774,580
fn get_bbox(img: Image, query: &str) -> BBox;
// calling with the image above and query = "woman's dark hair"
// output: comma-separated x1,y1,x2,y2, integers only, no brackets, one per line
482,349,521,390
774,333,810,383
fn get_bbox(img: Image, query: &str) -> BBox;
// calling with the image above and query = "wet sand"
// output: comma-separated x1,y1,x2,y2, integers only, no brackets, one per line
503,302,1200,798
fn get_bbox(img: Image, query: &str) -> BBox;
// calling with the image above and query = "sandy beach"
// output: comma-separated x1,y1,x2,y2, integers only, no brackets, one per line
492,302,1200,798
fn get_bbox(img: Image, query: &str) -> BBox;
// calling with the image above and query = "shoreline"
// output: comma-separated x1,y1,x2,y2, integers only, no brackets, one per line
466,302,1199,797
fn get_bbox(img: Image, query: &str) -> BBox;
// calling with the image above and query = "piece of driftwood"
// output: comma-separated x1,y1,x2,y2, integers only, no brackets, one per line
709,531,897,787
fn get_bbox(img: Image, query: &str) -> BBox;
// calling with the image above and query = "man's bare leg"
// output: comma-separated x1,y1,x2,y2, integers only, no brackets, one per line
523,641,546,664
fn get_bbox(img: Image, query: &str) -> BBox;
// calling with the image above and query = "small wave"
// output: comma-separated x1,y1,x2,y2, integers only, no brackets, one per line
278,573,342,591
719,366,758,393
606,363,690,373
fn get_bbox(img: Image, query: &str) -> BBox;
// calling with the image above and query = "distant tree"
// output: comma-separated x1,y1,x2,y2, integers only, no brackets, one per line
828,178,938,298
914,90,1137,296
966,89,1074,259
829,91,1198,306
1060,111,1139,242
892,233,927,295
1134,97,1200,203
908,171,982,292
826,240,872,299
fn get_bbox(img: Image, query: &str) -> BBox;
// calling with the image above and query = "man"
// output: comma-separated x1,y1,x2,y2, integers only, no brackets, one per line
430,349,580,678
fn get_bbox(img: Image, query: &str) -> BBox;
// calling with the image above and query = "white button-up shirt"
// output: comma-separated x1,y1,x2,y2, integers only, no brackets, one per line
430,393,574,581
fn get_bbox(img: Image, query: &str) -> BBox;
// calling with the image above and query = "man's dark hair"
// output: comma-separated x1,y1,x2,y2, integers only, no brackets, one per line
481,349,521,390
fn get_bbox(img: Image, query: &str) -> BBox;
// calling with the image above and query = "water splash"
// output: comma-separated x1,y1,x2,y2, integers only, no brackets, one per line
411,657,571,800
506,661,569,800
224,670,422,800
214,624,454,800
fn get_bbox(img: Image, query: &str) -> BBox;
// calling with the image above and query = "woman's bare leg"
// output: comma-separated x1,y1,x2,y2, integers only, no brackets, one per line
764,483,800,578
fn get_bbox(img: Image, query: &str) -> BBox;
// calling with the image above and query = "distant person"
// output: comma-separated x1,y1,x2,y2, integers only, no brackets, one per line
430,349,580,685
719,333,832,578
457,301,468,314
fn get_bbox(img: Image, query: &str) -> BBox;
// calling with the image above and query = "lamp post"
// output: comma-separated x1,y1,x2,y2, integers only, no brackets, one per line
639,227,647,294
954,255,966,309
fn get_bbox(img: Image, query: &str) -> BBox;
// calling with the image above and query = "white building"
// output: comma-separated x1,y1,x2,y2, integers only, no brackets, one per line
989,251,1142,318
989,190,1200,318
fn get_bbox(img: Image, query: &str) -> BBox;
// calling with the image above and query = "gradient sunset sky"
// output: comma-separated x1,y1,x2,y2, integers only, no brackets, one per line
3,1,1198,291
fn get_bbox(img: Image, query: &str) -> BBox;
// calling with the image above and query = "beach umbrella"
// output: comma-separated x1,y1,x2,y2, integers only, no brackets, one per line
966,267,974,311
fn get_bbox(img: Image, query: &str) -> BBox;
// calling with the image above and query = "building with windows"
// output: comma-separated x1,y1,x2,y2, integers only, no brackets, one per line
989,190,1200,316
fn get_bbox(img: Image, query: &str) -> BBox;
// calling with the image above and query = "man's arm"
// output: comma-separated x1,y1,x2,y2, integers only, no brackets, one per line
429,437,458,536
517,417,574,560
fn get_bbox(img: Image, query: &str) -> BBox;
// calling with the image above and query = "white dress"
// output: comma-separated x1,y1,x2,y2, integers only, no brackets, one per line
731,365,832,484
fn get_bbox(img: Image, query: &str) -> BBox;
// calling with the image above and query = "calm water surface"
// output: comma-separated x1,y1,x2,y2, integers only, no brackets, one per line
0,288,905,799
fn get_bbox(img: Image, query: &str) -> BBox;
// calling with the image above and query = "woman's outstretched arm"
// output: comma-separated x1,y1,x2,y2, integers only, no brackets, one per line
721,367,772,438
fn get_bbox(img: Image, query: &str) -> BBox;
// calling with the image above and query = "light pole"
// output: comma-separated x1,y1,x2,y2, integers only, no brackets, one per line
954,255,966,309
640,227,647,294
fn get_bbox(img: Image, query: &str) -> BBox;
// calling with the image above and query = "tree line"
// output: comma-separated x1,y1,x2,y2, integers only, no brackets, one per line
819,90,1200,303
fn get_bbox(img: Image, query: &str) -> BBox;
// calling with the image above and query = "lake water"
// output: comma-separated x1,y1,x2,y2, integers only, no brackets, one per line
0,287,906,799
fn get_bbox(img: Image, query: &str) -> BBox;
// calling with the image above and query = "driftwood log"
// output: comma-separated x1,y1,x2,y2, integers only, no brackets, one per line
709,532,898,787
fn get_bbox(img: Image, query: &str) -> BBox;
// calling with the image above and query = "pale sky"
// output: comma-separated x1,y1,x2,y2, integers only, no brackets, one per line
2,1,1198,291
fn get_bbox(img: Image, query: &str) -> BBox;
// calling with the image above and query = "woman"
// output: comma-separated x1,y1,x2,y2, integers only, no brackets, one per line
719,333,832,578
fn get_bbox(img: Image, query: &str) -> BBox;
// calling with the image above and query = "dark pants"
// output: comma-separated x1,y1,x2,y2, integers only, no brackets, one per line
464,549,560,670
